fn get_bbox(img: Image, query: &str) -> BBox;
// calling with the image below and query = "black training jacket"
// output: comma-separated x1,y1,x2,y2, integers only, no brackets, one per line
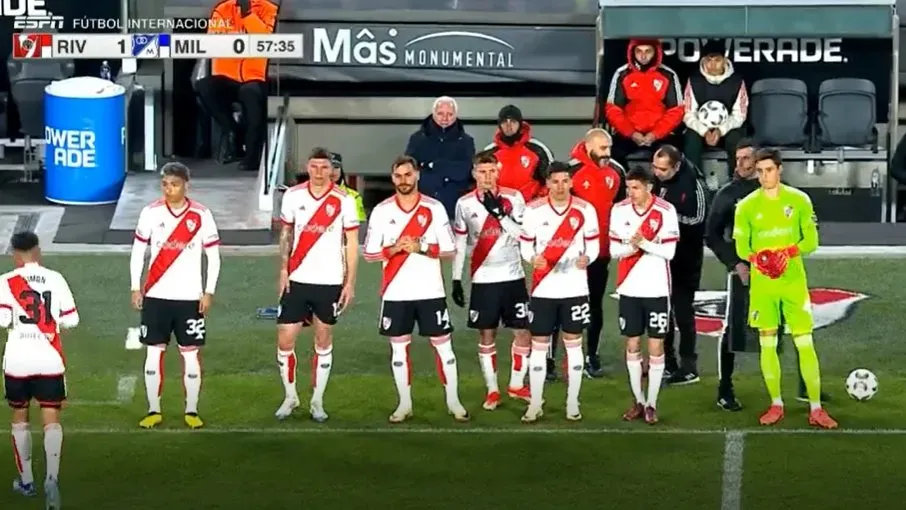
705,177,760,272
654,163,708,284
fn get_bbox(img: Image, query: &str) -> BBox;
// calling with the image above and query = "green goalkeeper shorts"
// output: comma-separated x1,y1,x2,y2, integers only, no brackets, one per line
748,280,813,335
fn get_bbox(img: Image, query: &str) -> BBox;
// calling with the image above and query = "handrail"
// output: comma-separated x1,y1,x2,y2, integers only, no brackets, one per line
265,95,290,196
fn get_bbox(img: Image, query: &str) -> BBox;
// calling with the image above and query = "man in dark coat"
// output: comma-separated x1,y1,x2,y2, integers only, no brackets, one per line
405,96,476,218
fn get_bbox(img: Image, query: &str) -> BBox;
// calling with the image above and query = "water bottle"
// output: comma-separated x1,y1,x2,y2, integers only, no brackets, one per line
99,60,112,81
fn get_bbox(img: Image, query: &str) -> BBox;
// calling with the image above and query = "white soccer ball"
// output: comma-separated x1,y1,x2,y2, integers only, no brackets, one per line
697,100,728,129
845,368,878,401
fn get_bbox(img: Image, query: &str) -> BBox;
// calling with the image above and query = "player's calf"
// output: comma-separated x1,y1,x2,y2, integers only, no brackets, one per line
431,335,469,421
388,336,414,423
40,409,62,486
624,338,647,415
645,338,667,414
140,344,166,428
522,338,550,423
477,331,500,410
10,418,35,495
275,324,302,420
507,333,531,402
562,335,584,420
179,346,203,427
310,322,333,423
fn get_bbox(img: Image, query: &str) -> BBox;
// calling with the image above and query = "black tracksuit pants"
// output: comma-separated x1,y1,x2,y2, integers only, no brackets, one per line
717,273,807,396
194,75,267,168
664,249,702,372
549,257,609,359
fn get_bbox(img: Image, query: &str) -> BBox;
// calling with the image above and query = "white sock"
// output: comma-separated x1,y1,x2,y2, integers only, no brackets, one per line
529,342,549,408
509,344,530,389
646,354,666,408
311,345,333,403
11,422,32,484
432,336,461,407
43,423,62,482
277,349,297,399
143,345,165,413
477,343,498,394
180,348,202,414
390,340,412,409
564,338,584,407
626,350,646,405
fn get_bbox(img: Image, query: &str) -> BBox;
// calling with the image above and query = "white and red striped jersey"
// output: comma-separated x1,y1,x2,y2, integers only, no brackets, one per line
608,197,679,298
363,194,455,301
452,187,526,284
280,183,359,285
519,196,600,299
0,263,79,377
133,199,221,301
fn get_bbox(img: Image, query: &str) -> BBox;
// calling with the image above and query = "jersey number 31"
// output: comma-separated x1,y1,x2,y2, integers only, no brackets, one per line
17,290,53,326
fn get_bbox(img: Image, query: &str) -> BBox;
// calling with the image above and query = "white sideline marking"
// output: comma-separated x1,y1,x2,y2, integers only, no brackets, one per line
69,375,137,407
721,432,746,510
38,244,906,257
0,426,905,435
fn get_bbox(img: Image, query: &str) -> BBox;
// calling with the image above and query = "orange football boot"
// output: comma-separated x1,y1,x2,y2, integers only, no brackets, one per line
808,408,839,429
759,405,785,425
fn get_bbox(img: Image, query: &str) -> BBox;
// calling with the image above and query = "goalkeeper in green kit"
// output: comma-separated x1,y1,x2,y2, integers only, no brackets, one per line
732,148,838,429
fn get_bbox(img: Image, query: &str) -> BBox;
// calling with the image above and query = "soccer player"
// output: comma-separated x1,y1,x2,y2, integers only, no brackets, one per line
275,147,360,421
130,162,222,430
609,166,679,425
0,231,78,509
519,161,600,423
451,152,531,410
363,155,469,423
733,148,838,429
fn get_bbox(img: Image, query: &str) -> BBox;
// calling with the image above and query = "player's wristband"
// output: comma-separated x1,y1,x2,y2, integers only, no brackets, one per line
783,246,800,257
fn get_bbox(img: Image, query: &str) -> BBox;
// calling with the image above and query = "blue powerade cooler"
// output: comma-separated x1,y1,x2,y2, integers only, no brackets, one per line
44,76,126,205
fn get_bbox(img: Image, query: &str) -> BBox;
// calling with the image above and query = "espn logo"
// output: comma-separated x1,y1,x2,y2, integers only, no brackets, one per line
12,33,52,59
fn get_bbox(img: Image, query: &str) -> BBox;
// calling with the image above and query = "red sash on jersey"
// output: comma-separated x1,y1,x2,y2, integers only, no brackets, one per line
381,205,432,295
470,196,512,277
531,208,584,291
287,194,343,275
144,210,203,293
7,275,63,362
616,208,664,287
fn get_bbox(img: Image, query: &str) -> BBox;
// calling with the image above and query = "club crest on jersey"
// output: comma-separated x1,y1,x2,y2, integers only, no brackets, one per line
784,205,793,218
569,217,579,229
653,79,663,91
469,310,479,322
186,219,197,232
649,218,659,230
521,156,530,168
417,214,426,226
605,176,614,188
382,316,392,329
583,180,590,189
326,204,336,217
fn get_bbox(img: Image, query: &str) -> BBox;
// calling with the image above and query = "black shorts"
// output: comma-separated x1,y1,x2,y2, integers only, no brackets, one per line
618,296,671,338
528,296,590,337
468,280,530,330
4,375,66,409
141,297,206,347
379,298,454,337
277,282,342,326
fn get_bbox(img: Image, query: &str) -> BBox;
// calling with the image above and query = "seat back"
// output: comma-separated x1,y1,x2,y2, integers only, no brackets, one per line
749,78,809,147
817,78,876,148
6,58,75,138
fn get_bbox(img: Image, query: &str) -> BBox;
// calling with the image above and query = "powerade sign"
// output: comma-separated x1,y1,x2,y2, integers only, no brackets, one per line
45,127,98,167
601,37,892,121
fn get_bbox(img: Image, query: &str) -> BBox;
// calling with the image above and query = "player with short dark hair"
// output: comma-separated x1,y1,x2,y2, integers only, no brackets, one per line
609,166,680,425
363,156,469,423
130,161,222,430
451,151,532,410
519,161,600,423
275,147,360,422
733,149,838,429
0,231,78,507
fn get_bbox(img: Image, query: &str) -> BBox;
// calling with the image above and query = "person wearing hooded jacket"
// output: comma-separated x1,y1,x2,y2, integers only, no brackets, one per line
483,105,554,203
546,129,625,381
405,96,476,219
605,39,685,169
682,39,748,179
329,152,366,222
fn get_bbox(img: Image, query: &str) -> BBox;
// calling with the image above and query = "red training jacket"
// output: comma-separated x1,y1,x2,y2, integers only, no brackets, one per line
604,39,684,140
568,141,625,258
483,122,552,203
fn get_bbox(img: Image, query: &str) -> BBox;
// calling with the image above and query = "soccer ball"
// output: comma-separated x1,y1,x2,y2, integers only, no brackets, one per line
845,368,878,401
697,101,729,129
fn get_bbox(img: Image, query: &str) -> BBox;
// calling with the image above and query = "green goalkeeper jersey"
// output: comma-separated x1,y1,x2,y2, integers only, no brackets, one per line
732,184,819,283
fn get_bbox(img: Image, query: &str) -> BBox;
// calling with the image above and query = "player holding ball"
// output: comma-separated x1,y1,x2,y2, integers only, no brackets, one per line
732,148,837,429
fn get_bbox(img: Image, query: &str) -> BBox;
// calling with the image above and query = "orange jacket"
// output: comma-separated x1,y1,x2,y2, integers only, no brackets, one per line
209,0,278,83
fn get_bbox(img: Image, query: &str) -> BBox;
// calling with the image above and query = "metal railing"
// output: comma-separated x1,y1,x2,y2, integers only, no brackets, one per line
258,95,290,212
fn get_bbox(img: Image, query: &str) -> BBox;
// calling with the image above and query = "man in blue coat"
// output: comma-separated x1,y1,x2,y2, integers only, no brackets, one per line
405,96,476,217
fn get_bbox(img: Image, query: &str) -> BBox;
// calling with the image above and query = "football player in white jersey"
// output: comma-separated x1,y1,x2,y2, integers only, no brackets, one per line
363,155,469,423
130,162,222,430
519,161,600,423
0,232,78,508
609,166,680,425
275,147,360,422
451,152,532,410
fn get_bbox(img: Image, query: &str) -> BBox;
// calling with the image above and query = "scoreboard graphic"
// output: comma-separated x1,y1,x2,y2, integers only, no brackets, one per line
11,33,303,59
